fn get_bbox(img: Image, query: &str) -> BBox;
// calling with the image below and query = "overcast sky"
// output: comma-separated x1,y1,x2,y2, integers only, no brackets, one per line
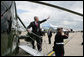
15,1,83,31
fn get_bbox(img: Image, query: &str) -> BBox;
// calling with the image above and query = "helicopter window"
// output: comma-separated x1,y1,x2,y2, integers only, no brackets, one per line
2,1,12,10
1,1,13,17
5,1,12,9
1,2,7,15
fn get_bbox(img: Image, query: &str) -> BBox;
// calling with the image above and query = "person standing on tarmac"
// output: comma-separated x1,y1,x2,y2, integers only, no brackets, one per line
47,29,52,44
27,16,50,51
53,28,68,56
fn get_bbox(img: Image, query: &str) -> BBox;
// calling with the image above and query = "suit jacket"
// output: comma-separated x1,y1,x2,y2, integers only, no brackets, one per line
54,32,68,43
27,19,47,36
48,31,52,37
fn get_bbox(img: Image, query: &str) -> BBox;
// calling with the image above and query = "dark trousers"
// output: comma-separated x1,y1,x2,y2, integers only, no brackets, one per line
53,44,64,56
31,40,35,49
48,36,52,44
37,39,42,51
31,37,42,51
55,52,64,56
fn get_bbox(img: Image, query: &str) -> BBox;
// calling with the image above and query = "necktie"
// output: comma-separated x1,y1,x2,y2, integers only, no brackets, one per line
36,22,38,27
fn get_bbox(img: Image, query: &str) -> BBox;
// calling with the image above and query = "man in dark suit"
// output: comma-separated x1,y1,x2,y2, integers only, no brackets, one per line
47,30,52,44
27,16,50,51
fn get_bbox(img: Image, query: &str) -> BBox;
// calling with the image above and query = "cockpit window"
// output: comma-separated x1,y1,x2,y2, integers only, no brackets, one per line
1,2,6,15
1,1,12,16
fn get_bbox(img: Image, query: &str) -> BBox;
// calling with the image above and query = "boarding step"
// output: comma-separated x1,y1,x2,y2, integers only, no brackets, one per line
19,45,44,56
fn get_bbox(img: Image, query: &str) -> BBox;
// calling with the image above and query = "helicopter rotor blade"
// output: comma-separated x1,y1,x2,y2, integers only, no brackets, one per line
28,1,83,17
